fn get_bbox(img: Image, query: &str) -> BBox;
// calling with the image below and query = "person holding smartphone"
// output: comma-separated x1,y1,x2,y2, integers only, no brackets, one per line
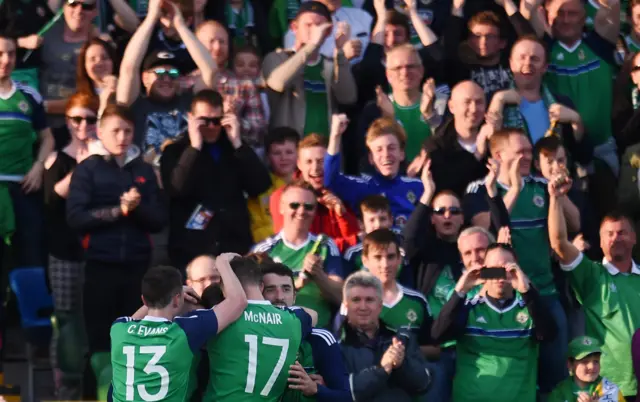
160,89,271,275
431,242,557,402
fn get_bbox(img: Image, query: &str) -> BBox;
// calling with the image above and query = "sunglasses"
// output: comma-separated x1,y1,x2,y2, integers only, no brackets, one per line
153,68,180,79
197,117,222,127
67,115,98,125
289,202,315,212
432,206,463,216
66,0,96,10
633,65,640,72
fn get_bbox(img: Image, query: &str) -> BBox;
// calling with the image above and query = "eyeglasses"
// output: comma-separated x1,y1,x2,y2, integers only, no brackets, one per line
289,202,315,212
66,0,96,10
432,206,463,216
67,115,98,125
153,68,180,79
197,117,222,127
632,65,640,72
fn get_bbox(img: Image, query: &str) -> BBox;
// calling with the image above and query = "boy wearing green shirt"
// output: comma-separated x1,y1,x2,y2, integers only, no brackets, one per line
549,336,625,402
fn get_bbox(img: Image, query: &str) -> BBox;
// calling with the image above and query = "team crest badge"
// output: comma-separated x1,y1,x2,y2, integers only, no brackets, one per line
516,311,529,324
583,337,593,346
578,49,585,61
419,10,434,25
556,53,564,61
407,191,416,203
18,101,29,113
533,195,545,208
406,309,418,323
395,215,408,228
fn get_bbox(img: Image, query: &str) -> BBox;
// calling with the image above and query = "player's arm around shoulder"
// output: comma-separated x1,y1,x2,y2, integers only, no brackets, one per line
287,306,316,338
211,254,248,334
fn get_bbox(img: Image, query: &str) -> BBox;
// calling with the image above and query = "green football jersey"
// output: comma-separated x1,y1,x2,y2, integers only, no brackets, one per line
381,284,432,346
303,58,329,136
391,98,432,162
427,265,457,348
560,253,640,396
545,35,616,146
453,293,538,402
548,375,625,402
253,233,344,328
281,340,315,402
204,301,312,402
0,82,46,175
110,310,219,402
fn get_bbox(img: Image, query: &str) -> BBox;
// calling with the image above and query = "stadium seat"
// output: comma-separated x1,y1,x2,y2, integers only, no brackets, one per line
9,267,54,402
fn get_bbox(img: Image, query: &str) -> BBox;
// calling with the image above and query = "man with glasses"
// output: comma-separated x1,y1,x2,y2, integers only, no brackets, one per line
253,180,344,328
160,89,271,275
432,242,557,402
117,0,216,162
185,255,221,297
39,0,97,129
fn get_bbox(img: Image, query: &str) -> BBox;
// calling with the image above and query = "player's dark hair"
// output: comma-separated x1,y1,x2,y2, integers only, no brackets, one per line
201,284,225,308
468,11,502,36
362,229,401,257
359,195,392,216
101,104,135,126
191,89,224,111
230,256,263,287
233,43,260,61
245,252,275,267
385,10,411,39
533,135,564,161
261,263,295,286
601,210,635,233
141,266,183,309
264,127,300,154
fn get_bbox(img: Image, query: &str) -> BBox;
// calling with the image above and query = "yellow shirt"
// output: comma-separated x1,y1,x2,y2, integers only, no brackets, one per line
247,173,286,243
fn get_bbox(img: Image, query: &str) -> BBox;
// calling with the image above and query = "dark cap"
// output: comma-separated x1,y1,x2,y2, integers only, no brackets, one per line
296,1,332,21
142,50,181,73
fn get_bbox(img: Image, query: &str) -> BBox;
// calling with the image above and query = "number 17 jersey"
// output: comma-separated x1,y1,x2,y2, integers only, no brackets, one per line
204,300,312,402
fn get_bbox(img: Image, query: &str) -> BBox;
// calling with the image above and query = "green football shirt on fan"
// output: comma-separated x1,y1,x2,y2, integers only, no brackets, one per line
380,284,432,345
560,253,640,396
303,58,329,136
428,265,457,348
392,98,432,162
110,310,219,402
453,293,538,402
253,233,344,328
544,32,616,146
204,301,312,402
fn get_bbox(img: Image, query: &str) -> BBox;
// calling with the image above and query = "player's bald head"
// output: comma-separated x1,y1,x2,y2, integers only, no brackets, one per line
450,80,484,101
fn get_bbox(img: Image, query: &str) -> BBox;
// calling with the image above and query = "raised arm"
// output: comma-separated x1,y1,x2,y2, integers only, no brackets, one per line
520,0,547,37
594,0,621,45
110,0,140,33
547,179,580,264
116,0,162,106
211,254,248,333
405,0,438,47
370,0,386,45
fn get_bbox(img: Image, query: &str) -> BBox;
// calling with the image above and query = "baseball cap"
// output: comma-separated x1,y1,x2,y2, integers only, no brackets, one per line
142,50,181,74
568,336,602,360
295,1,332,21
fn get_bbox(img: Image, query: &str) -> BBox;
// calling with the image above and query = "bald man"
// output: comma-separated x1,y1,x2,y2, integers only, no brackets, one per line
185,255,221,296
423,80,488,198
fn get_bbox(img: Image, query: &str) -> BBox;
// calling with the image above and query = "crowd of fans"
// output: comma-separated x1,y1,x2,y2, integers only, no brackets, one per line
1,0,640,400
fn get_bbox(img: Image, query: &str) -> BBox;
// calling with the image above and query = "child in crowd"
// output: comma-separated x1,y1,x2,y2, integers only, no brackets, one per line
548,336,625,402
247,127,299,243
232,44,270,122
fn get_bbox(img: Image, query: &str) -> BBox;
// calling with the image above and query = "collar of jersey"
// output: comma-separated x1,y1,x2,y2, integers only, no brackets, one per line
0,81,17,100
602,258,640,275
279,232,312,250
142,315,170,322
497,177,526,191
383,283,403,309
248,300,272,305
558,40,582,54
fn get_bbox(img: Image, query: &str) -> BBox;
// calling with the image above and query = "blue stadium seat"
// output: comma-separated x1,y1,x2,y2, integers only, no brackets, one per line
9,267,54,402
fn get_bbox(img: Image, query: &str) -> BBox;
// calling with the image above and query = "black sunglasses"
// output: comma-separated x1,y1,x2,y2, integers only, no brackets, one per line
432,206,463,216
67,0,96,10
153,68,180,79
198,117,222,127
633,65,640,72
289,202,315,212
67,115,98,125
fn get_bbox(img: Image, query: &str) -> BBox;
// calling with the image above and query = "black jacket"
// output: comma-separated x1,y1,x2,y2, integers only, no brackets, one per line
160,134,271,260
340,322,430,402
66,146,166,264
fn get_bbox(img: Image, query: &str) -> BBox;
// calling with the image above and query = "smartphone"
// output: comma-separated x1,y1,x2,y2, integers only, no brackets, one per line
479,267,507,280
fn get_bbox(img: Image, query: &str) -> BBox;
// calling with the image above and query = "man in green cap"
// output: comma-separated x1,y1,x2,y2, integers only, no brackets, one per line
549,336,625,402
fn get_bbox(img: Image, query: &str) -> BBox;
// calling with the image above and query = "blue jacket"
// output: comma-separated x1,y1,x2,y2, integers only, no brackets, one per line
323,152,423,229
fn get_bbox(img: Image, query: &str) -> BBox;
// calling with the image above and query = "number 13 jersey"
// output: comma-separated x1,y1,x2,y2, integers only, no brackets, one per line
204,300,312,402
110,310,219,402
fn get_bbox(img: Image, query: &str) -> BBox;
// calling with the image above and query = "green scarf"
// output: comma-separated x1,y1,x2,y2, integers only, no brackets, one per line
0,183,15,246
503,84,560,138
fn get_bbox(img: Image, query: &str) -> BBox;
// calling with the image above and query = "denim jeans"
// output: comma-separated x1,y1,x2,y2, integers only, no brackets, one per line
538,295,569,394
424,347,456,402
